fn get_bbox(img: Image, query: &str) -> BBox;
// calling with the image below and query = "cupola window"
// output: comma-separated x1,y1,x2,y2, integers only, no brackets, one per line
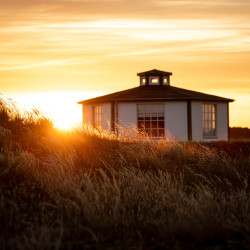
140,76,146,86
163,76,169,85
149,76,159,85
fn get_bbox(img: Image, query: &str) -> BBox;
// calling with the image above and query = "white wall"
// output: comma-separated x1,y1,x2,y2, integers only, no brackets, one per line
192,102,203,142
165,102,188,141
216,103,228,141
117,103,137,136
102,103,111,130
192,101,228,142
82,105,92,125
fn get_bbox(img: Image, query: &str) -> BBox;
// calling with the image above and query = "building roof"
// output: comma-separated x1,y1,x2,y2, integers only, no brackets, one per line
78,85,234,104
137,69,172,76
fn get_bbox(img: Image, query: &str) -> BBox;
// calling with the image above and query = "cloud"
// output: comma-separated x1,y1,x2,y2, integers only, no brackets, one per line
0,58,91,71
1,0,250,22
0,0,250,93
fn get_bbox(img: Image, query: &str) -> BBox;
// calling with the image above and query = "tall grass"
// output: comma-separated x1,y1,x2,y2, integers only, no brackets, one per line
0,97,250,249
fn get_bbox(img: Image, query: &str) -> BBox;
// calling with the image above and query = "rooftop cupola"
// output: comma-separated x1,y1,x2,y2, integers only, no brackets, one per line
137,69,172,86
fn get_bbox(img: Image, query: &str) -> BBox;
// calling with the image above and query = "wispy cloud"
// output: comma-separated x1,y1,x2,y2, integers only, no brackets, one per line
0,0,250,92
0,58,93,71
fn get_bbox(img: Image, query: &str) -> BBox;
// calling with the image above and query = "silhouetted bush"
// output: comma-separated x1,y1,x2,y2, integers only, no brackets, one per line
230,126,250,139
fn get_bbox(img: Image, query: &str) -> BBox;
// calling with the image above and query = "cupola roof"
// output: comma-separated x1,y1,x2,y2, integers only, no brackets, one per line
137,69,172,76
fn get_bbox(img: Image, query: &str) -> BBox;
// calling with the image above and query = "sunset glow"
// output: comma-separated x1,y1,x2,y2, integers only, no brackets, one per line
6,92,107,130
1,0,250,127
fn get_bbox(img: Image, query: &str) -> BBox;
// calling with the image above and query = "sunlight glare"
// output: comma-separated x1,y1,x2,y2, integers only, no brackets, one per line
6,91,108,130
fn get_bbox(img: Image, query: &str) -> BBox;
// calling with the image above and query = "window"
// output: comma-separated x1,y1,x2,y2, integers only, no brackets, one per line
140,76,146,86
137,104,165,137
202,104,216,138
151,78,158,84
149,76,159,85
92,105,103,128
163,76,169,85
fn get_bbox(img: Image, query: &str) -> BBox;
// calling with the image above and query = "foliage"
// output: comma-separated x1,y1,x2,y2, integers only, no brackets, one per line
230,126,250,139
0,98,250,249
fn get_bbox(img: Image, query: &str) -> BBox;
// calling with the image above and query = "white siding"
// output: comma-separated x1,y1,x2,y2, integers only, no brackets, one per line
117,103,137,136
82,105,92,125
165,102,188,141
191,102,203,142
192,101,229,142
216,103,228,141
102,103,111,130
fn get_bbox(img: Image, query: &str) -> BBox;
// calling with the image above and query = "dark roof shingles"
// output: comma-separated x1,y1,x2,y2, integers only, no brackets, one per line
137,69,172,76
78,85,234,104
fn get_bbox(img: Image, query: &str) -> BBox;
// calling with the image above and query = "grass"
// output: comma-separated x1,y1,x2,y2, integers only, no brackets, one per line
0,97,250,249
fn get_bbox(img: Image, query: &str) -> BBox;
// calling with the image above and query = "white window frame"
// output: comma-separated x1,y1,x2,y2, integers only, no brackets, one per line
202,103,217,138
92,105,103,128
137,104,165,138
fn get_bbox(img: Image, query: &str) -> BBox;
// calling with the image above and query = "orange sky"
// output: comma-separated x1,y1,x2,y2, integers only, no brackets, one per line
1,0,250,128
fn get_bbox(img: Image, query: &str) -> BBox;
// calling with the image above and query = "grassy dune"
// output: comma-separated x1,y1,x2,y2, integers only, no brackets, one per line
0,98,250,249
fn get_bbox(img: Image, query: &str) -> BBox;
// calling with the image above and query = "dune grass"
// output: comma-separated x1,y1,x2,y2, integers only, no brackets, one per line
0,97,250,249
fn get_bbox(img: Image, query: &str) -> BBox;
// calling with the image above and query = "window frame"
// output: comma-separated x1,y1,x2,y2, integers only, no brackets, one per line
202,103,217,139
140,76,146,86
137,103,165,138
92,105,103,128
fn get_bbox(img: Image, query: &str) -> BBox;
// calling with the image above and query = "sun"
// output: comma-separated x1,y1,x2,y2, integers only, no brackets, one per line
7,91,107,131
53,118,78,131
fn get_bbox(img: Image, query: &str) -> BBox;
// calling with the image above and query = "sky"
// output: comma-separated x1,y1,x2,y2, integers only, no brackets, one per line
0,0,250,129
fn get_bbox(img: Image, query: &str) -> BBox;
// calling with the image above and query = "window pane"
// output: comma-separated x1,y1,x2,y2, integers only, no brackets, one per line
158,105,164,113
158,121,164,128
151,121,158,128
151,105,157,113
152,129,158,137
202,104,216,138
137,104,165,138
138,122,144,128
159,129,165,137
144,121,151,128
145,105,151,113
93,105,103,128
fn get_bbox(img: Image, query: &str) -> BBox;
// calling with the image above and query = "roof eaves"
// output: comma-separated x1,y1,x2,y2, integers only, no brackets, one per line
78,97,234,105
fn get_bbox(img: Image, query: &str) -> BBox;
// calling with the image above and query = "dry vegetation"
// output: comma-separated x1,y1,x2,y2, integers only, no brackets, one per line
0,98,250,250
